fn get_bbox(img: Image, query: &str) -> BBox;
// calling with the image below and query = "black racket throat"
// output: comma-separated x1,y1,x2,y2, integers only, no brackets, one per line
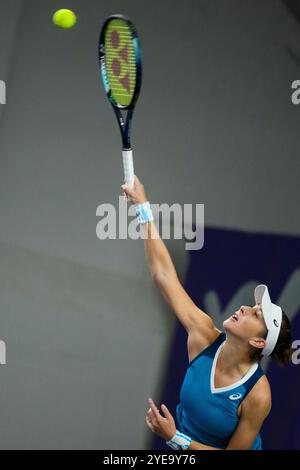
113,107,133,149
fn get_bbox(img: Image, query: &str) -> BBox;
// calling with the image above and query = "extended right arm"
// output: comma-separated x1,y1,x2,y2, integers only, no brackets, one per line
121,176,219,351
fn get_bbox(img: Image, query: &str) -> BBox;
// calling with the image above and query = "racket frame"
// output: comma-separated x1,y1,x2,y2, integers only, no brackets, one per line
99,14,142,151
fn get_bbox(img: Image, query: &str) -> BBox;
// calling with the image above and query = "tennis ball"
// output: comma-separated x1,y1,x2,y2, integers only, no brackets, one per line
53,9,77,29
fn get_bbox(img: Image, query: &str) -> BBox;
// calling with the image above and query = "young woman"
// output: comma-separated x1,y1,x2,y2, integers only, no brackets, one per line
121,176,294,451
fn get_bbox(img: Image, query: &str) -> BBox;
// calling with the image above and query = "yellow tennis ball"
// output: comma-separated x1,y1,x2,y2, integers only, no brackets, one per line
53,9,77,29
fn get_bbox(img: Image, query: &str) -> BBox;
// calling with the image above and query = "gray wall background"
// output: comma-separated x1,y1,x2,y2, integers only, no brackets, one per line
0,0,299,449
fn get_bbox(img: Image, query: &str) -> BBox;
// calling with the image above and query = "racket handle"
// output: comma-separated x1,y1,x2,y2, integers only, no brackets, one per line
122,149,135,189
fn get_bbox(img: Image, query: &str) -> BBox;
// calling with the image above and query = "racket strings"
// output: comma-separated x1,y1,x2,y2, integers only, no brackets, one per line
102,19,138,107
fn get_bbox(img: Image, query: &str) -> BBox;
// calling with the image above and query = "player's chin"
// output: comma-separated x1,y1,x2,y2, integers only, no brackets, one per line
223,316,237,332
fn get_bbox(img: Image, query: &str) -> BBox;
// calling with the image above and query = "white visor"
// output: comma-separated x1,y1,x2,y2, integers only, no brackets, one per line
254,284,282,356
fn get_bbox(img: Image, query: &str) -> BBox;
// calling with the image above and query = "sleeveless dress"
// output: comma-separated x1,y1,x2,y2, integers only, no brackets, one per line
176,332,265,450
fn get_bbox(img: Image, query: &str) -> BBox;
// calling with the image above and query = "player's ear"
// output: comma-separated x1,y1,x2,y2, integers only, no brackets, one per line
249,337,266,350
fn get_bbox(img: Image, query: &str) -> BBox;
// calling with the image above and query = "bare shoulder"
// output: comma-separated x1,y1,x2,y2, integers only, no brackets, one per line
228,374,271,449
242,374,272,417
187,326,222,363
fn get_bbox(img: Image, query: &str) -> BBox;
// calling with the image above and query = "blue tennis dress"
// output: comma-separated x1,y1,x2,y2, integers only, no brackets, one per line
176,332,265,450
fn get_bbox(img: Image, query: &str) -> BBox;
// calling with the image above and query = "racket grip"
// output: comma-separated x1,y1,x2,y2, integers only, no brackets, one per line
122,149,135,189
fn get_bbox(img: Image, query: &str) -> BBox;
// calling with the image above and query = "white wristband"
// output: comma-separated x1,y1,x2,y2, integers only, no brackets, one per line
135,201,154,224
166,430,192,450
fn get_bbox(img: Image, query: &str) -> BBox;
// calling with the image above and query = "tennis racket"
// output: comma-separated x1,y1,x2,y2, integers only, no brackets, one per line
99,14,142,189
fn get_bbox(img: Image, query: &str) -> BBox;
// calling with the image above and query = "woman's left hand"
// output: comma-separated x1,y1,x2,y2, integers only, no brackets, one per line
145,398,177,441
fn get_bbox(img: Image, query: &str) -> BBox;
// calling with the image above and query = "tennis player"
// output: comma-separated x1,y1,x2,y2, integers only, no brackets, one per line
121,176,294,451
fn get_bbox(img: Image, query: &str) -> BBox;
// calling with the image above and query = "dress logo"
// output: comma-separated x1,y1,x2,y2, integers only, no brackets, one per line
229,393,242,400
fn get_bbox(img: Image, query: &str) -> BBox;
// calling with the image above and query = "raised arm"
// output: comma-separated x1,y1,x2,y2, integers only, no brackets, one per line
121,176,218,348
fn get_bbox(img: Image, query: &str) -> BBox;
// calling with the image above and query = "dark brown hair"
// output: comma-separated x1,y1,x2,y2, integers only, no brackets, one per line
249,311,294,367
